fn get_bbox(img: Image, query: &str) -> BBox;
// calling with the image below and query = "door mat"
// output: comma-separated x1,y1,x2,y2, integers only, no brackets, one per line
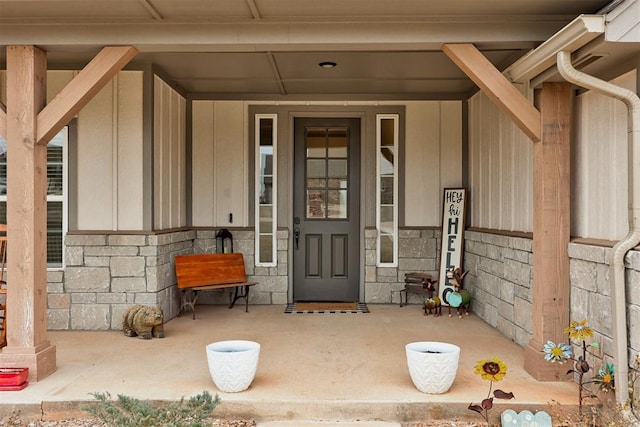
285,302,369,314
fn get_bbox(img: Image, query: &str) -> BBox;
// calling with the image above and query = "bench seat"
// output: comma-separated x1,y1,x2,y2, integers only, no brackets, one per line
175,253,257,319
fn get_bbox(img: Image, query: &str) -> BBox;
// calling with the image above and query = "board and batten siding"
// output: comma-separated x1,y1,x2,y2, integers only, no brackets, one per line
1,70,145,231
572,70,637,241
153,76,187,230
468,84,534,232
191,101,249,228
404,101,463,227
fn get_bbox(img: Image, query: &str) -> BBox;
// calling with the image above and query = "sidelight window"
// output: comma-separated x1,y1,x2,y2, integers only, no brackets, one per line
376,115,398,266
255,114,277,266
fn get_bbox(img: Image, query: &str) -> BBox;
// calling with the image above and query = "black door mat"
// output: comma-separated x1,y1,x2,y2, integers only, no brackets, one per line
284,302,370,314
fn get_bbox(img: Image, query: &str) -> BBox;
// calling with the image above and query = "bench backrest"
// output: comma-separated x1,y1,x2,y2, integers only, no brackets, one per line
175,253,247,289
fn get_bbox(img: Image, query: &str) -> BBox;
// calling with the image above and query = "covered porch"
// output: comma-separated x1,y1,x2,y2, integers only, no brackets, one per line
0,305,579,425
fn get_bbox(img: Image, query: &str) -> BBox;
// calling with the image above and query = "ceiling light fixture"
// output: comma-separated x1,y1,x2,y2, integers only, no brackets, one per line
319,61,337,69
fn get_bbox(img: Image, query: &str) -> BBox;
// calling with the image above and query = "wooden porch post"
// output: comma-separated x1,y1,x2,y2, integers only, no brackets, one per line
0,46,56,381
0,45,137,382
523,82,572,380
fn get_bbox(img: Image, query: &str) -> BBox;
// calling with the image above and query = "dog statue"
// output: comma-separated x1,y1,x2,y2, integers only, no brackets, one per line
122,305,165,339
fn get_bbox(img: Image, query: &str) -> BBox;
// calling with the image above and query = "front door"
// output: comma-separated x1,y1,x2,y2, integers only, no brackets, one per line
293,118,360,301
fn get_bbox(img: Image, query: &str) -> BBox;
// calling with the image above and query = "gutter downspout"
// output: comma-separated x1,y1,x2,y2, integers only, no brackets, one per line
557,50,640,414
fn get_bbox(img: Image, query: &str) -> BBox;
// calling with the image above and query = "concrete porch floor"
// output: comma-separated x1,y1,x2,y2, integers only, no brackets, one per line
0,304,579,425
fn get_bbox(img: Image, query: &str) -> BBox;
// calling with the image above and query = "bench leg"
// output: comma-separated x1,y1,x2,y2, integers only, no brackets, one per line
180,289,199,320
229,285,251,312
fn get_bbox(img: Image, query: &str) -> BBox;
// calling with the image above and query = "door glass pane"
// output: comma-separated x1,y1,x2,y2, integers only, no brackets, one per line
377,115,398,266
380,176,394,204
379,234,394,264
327,190,347,219
327,159,347,180
305,126,349,220
380,119,395,147
259,234,273,263
259,206,273,232
307,178,326,189
306,129,326,157
307,190,325,218
255,115,277,266
328,129,347,158
380,205,394,233
306,159,325,178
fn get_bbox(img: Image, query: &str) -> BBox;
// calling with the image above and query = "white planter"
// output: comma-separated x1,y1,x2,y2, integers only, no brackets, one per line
405,341,460,394
206,340,260,393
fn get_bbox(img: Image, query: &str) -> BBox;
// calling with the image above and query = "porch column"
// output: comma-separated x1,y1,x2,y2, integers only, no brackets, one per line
0,46,56,381
524,82,572,380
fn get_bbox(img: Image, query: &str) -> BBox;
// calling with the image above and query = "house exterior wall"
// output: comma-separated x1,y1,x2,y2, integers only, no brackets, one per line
192,101,249,228
1,70,146,230
572,70,636,240
465,67,639,370
154,76,187,230
467,83,534,232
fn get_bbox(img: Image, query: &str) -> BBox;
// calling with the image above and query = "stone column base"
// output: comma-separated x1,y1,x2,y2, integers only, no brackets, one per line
524,342,568,381
0,343,57,382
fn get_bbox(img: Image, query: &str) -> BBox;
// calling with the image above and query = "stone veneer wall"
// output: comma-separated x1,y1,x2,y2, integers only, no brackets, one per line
47,229,289,330
464,230,640,366
568,242,640,366
463,230,534,347
364,227,440,304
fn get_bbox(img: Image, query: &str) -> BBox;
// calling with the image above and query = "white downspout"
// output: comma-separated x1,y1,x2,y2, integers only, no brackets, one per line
557,50,640,413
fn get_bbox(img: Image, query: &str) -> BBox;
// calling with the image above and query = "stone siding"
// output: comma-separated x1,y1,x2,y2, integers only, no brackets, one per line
464,231,640,366
569,242,640,368
364,228,440,304
47,229,289,330
463,230,534,347
48,231,195,330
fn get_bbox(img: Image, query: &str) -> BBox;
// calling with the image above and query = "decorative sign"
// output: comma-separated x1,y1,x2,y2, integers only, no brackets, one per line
438,188,467,305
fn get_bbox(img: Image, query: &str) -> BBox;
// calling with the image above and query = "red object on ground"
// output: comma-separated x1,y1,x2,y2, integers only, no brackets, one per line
0,367,29,390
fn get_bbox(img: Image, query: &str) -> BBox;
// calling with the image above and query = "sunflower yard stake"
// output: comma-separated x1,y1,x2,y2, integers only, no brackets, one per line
542,319,612,411
468,357,515,426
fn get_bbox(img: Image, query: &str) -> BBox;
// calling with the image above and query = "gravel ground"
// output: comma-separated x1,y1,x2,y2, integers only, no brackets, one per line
0,416,486,427
0,418,483,427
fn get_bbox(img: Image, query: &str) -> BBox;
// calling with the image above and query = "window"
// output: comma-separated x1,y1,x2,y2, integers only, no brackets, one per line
255,115,277,266
376,115,398,266
0,127,68,268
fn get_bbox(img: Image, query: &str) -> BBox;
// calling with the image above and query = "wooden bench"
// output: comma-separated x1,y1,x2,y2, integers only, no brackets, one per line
175,253,257,319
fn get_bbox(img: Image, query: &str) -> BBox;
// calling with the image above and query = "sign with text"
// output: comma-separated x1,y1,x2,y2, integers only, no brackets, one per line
438,188,467,305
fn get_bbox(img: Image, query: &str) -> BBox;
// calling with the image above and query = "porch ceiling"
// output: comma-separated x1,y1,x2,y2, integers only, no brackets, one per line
0,0,626,99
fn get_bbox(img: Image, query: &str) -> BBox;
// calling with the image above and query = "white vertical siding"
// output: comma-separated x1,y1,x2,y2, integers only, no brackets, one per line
191,101,215,226
572,70,636,240
191,101,248,227
404,101,462,226
3,70,147,231
468,84,533,232
116,72,144,230
153,76,187,230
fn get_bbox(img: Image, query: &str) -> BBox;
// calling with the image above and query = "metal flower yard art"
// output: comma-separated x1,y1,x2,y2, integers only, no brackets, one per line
542,319,613,409
468,356,515,426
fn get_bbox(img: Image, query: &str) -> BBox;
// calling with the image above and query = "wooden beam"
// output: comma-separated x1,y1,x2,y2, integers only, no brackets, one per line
0,45,57,381
0,103,6,139
442,43,541,143
36,46,138,145
524,82,572,381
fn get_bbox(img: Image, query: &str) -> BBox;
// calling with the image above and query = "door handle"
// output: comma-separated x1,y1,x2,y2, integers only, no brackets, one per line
294,228,300,250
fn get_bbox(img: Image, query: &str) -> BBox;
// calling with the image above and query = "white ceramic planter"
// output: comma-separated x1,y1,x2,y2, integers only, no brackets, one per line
206,340,260,393
405,341,460,394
